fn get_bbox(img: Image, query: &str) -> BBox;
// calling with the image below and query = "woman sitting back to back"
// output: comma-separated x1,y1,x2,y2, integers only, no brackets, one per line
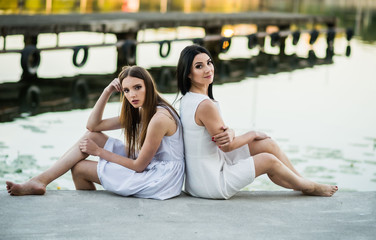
7,66,184,200
177,45,338,199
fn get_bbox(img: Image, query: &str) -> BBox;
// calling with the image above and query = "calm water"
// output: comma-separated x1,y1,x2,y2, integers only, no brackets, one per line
0,27,376,192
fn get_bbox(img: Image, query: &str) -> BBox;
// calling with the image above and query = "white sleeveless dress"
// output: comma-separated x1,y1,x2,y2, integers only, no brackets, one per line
180,92,255,199
97,107,185,200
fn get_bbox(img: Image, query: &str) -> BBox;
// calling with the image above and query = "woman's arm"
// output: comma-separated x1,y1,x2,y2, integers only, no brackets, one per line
212,125,235,146
86,78,122,132
196,100,268,152
80,110,173,172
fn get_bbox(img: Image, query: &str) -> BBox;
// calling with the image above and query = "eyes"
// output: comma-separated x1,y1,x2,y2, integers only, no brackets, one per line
194,60,213,69
123,84,142,93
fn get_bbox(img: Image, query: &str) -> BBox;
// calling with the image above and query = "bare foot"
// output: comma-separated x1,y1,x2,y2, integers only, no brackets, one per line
6,179,46,196
303,183,338,197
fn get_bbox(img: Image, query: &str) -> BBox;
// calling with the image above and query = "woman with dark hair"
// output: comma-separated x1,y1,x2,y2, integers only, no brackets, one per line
177,44,337,199
6,66,185,200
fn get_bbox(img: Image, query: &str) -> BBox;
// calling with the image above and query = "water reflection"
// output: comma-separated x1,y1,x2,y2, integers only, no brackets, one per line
0,74,116,122
0,44,344,122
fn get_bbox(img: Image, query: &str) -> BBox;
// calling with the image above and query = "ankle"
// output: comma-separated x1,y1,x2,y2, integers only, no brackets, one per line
29,177,47,188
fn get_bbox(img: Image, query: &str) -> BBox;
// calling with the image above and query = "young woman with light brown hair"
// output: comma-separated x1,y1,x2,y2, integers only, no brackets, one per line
6,66,185,200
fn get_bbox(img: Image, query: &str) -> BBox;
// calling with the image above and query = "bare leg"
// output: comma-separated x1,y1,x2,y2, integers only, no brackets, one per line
249,138,302,177
253,153,338,197
71,160,100,190
6,132,108,196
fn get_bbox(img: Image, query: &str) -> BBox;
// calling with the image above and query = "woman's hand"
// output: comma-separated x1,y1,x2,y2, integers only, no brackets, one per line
86,78,122,132
79,138,101,156
254,131,270,141
212,126,235,147
105,78,122,93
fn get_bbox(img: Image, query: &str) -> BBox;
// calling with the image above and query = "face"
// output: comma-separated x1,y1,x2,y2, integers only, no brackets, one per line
188,53,214,88
122,76,146,108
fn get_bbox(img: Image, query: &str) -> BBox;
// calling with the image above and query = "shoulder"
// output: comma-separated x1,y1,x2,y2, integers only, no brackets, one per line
182,92,209,104
157,107,174,119
183,92,212,109
195,99,221,126
197,99,217,113
149,108,175,130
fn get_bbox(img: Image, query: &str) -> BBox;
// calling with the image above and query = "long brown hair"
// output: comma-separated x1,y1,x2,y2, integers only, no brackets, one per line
118,66,179,158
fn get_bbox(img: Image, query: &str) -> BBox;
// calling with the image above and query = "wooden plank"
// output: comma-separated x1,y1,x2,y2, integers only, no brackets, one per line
0,12,336,36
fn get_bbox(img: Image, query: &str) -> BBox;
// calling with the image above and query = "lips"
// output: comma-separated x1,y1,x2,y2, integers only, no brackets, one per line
131,100,139,105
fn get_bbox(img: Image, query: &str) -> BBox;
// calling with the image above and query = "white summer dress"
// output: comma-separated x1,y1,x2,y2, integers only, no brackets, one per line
180,92,255,199
97,107,185,200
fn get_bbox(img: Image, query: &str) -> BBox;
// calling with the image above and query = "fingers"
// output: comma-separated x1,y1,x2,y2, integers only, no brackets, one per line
108,78,122,92
213,126,228,138
215,137,230,145
112,78,122,92
213,126,234,146
213,131,227,139
79,138,100,156
213,131,231,141
255,135,271,141
219,142,229,148
79,138,88,152
212,135,231,146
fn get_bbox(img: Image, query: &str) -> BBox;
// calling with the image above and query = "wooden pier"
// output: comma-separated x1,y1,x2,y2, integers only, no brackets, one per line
0,12,336,36
0,12,352,122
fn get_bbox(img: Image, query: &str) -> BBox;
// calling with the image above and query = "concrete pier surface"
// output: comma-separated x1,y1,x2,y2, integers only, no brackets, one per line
0,190,375,240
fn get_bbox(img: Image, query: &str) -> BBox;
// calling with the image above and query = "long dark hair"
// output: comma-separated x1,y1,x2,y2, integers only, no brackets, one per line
118,66,179,158
176,45,215,99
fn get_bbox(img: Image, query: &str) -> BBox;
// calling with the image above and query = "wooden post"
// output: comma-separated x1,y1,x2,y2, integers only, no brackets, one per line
278,25,290,57
21,34,39,80
203,26,224,82
203,26,222,63
24,34,38,46
257,25,266,53
115,31,138,76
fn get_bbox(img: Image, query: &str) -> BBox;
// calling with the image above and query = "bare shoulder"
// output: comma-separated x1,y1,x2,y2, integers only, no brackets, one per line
148,108,176,135
157,107,174,117
194,98,222,127
197,99,218,115
154,107,175,122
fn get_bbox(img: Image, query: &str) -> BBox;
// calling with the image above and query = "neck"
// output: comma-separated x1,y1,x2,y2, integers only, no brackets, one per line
189,85,208,96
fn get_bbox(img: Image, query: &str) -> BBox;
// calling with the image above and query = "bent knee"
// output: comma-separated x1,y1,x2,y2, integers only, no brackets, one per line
84,131,102,140
259,152,282,167
262,138,279,152
254,153,281,176
258,152,275,160
71,161,86,177
83,131,108,147
250,137,280,156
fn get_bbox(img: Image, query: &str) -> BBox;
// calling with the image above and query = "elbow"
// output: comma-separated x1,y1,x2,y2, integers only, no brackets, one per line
86,125,94,132
86,120,95,131
86,122,98,132
132,157,151,173
86,125,98,132
219,145,233,153
135,166,146,173
134,163,147,173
